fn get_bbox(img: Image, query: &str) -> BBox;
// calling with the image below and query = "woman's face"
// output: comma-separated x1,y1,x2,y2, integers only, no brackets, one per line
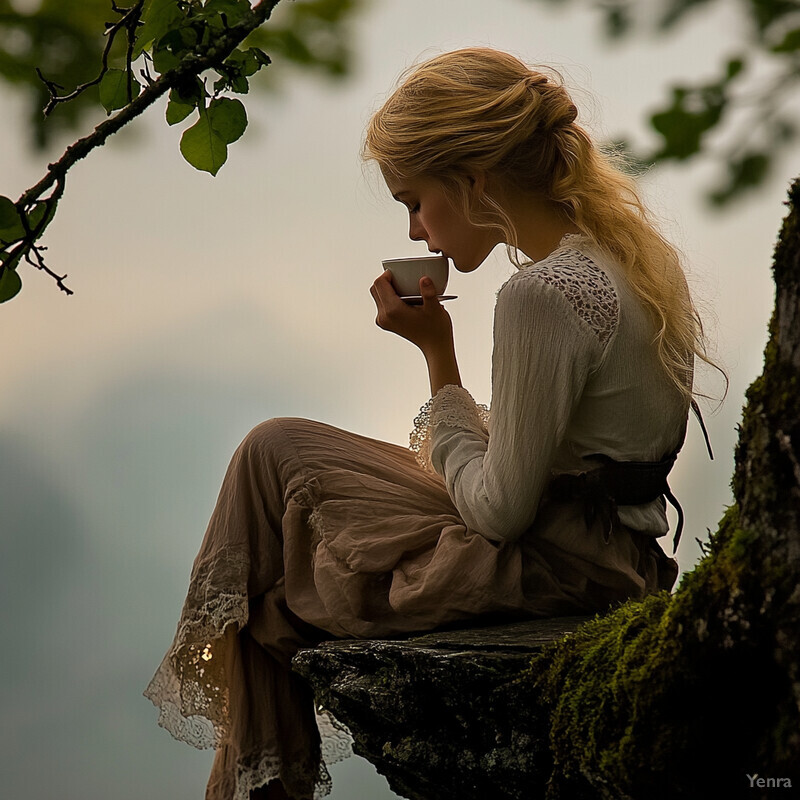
382,172,498,273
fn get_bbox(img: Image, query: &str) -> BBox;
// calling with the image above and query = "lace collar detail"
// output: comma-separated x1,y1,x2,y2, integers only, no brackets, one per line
517,232,619,347
558,231,590,249
518,232,591,268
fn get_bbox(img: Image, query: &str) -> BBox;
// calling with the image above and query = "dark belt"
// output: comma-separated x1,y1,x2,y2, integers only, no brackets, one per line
547,451,684,552
547,400,713,554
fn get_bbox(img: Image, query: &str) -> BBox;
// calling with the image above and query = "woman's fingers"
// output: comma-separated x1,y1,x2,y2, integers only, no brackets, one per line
419,276,441,309
371,271,403,330
371,270,451,349
374,297,409,331
371,270,398,301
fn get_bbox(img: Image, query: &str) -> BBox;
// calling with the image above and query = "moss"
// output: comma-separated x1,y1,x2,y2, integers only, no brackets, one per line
771,177,800,290
507,500,798,798
526,593,674,791
734,336,800,513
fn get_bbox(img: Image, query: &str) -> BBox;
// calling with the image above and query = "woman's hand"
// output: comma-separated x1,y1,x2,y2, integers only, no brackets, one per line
370,270,454,357
370,270,462,394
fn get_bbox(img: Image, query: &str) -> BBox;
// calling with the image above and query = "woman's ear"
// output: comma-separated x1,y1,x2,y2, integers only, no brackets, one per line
467,170,487,207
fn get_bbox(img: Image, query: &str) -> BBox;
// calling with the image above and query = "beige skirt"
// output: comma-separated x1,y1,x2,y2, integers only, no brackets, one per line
143,417,677,800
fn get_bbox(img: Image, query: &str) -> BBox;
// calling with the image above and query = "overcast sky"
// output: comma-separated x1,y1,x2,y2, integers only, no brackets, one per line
0,1,794,798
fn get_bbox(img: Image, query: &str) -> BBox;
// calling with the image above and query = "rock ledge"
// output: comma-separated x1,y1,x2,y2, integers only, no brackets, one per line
293,616,591,800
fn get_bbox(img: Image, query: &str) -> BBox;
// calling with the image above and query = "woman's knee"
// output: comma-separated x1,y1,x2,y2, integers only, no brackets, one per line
238,418,295,460
227,419,306,508
236,417,324,467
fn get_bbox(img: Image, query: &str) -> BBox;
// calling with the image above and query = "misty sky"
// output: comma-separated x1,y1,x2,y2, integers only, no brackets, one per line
0,1,793,798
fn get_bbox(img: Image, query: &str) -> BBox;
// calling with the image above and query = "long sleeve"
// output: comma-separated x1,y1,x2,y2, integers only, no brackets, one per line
412,265,611,543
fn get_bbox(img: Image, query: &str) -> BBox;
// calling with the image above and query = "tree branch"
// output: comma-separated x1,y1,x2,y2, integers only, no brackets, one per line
38,1,145,117
3,0,282,298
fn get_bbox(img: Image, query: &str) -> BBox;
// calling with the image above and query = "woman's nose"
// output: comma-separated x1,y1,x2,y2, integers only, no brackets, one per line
409,216,426,242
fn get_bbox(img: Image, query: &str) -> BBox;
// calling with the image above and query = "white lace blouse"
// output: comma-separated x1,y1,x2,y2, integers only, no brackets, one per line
409,233,692,543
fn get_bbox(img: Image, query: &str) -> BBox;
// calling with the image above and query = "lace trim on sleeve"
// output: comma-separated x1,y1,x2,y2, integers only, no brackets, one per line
409,384,490,471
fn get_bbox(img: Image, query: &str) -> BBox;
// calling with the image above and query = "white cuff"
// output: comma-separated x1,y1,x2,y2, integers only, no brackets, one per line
409,384,490,471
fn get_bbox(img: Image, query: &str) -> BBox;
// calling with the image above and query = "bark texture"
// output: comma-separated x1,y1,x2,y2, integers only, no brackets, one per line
293,178,800,800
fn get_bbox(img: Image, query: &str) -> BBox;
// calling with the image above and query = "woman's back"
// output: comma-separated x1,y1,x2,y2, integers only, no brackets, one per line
538,235,692,533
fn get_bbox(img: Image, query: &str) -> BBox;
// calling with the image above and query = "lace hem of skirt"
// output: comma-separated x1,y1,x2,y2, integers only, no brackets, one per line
143,546,355,798
317,707,355,767
143,586,249,749
409,384,490,471
234,718,352,800
145,661,354,800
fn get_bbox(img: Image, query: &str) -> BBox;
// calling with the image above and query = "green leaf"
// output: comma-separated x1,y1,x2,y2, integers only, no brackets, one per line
0,265,22,303
251,47,271,67
225,47,271,78
213,73,249,95
166,94,195,125
27,203,45,228
134,0,185,59
278,29,314,64
230,75,250,94
178,99,248,174
0,196,20,229
709,152,771,206
214,47,271,95
99,69,141,113
207,97,248,144
603,3,633,38
152,27,197,74
232,48,260,77
0,196,24,244
26,201,54,235
0,226,23,245
772,27,800,53
173,76,205,104
725,58,745,80
0,200,54,245
180,113,228,175
650,85,726,161
202,0,252,26
152,42,181,74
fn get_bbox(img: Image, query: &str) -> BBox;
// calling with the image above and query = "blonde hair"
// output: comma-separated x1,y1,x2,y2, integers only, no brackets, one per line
363,47,726,403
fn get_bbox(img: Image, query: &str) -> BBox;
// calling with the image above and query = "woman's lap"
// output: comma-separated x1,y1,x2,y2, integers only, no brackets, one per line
242,417,535,639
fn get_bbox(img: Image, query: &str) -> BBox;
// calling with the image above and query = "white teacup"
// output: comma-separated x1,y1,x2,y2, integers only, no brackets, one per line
382,255,449,297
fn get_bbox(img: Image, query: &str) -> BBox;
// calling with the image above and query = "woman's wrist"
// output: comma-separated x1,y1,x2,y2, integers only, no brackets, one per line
424,342,462,395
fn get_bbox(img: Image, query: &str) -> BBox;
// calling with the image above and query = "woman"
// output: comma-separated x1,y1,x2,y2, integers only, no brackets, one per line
145,48,717,800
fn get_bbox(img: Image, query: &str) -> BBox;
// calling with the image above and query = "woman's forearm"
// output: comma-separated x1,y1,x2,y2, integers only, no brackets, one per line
424,340,462,396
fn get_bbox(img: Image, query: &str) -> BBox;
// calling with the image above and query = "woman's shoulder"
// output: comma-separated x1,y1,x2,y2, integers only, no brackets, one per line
498,234,620,347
